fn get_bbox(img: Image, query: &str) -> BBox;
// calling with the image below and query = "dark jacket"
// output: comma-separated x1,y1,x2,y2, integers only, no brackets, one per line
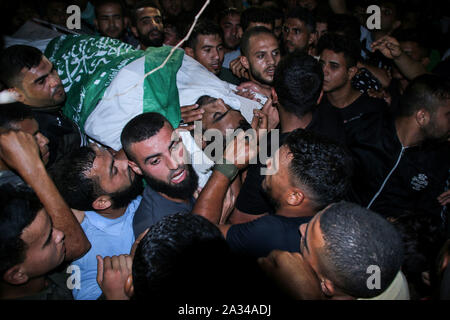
345,112,450,219
30,105,84,167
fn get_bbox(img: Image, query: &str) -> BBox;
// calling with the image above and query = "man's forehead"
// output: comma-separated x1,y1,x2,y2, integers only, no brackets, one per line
285,18,306,27
10,118,39,135
137,7,161,17
221,14,240,24
198,34,222,47
21,208,49,245
249,34,278,52
131,123,175,154
98,3,123,14
21,57,51,80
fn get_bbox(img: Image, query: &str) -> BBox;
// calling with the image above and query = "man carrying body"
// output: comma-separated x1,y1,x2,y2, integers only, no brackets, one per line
130,0,164,50
121,112,199,237
0,45,84,167
51,145,143,300
282,6,316,55
94,0,130,43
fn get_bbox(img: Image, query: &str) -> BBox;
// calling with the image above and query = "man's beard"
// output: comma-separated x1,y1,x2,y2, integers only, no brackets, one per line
109,175,144,209
138,28,164,48
250,67,274,87
143,164,199,201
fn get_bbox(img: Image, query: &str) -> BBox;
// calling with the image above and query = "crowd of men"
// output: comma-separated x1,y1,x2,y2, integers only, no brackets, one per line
0,0,449,301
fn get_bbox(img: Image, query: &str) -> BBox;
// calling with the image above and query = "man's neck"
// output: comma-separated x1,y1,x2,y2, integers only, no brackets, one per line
395,116,424,147
275,205,316,218
97,206,128,220
326,84,361,109
279,107,313,134
0,276,47,300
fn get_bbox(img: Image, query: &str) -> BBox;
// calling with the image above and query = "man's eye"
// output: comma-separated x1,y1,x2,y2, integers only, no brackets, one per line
151,158,160,165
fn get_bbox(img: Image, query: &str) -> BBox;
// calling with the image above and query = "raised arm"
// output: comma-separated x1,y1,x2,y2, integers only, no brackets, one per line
0,130,90,261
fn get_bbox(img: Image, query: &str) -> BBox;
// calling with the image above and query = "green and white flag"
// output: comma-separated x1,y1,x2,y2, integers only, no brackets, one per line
45,34,184,135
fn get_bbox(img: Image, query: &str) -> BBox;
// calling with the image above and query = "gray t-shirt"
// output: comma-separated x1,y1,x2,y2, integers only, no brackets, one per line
133,186,195,237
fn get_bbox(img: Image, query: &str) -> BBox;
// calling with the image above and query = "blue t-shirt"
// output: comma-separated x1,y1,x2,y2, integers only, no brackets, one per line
226,215,313,258
71,196,142,300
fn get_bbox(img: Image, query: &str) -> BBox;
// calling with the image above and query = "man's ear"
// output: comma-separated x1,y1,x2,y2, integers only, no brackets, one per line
185,47,194,58
3,265,29,285
124,274,134,298
316,89,324,105
128,160,143,175
393,20,401,31
416,109,431,127
94,19,99,31
92,195,113,211
271,87,279,105
240,55,250,70
124,16,130,27
320,278,335,298
421,57,431,68
348,66,358,80
286,188,304,207
308,31,317,46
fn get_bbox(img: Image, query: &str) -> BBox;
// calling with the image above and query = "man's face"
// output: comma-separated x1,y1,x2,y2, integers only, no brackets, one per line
191,34,224,75
400,41,428,66
220,13,241,50
15,57,66,107
283,18,312,54
319,49,353,93
160,0,182,17
95,3,126,39
20,208,65,280
242,33,280,86
261,146,291,211
422,101,450,142
200,97,248,136
88,145,142,208
128,122,198,200
132,7,164,48
46,1,68,26
10,118,50,165
380,3,398,33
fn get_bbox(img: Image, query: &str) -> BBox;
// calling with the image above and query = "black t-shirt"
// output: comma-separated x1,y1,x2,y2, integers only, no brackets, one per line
321,93,387,125
226,215,313,258
235,103,346,215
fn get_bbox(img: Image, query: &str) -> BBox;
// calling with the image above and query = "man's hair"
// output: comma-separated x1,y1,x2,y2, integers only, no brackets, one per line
185,19,222,49
392,28,430,58
0,45,43,88
240,26,276,57
240,6,275,32
50,146,101,211
326,14,361,42
319,201,404,298
273,51,323,117
285,6,316,33
218,7,241,24
0,102,35,129
283,129,353,210
130,0,160,26
0,187,42,277
95,0,126,18
396,74,450,118
317,33,361,68
121,112,168,162
132,212,229,298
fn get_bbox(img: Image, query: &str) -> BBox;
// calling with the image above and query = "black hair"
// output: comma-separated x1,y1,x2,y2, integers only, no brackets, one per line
396,74,450,118
392,28,430,58
273,51,323,118
130,0,160,26
319,201,403,298
240,6,275,32
132,212,229,298
50,146,101,211
317,33,361,68
185,19,222,49
218,7,241,24
0,102,35,129
0,45,43,88
240,26,276,57
121,112,168,162
94,0,126,18
285,6,316,33
326,14,361,42
283,129,353,210
132,212,285,299
319,201,404,298
0,187,42,277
